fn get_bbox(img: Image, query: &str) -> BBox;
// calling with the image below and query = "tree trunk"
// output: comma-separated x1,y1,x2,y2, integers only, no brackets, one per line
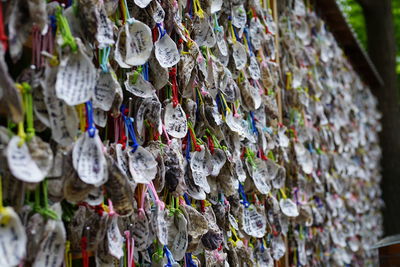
359,0,400,236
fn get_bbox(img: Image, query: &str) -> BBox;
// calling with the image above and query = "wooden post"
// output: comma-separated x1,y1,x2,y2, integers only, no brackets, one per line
270,3,288,267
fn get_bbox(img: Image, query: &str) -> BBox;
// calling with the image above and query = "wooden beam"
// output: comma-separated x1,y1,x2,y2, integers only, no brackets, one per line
314,0,384,89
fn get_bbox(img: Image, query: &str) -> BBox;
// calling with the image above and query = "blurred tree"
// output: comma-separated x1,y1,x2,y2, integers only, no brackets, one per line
339,0,400,80
342,0,400,236
338,0,367,48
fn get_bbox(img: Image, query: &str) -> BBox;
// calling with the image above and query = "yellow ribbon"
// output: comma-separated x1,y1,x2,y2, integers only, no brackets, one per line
0,175,10,225
193,0,205,18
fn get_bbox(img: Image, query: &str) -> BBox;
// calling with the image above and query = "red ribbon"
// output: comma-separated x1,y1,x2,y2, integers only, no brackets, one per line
81,237,89,267
0,2,7,51
200,200,205,213
169,68,179,108
188,127,201,152
207,136,215,154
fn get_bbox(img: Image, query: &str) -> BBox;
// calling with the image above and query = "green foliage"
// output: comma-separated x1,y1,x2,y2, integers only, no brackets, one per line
338,0,367,49
338,0,400,77
393,0,400,75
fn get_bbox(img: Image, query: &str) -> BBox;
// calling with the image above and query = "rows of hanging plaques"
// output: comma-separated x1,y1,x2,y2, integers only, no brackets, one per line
0,0,383,266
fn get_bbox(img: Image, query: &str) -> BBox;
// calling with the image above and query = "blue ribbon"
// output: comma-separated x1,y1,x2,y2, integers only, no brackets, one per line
49,15,57,34
238,182,250,208
122,107,139,152
185,253,197,267
156,23,167,38
143,62,149,81
85,101,96,138
183,193,191,205
244,27,254,55
216,93,226,117
163,246,178,267
260,239,265,253
186,133,191,161
250,111,258,135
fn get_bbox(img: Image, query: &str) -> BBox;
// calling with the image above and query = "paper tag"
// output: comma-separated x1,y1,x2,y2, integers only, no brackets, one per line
33,87,50,127
194,19,216,48
272,166,286,189
27,136,54,178
25,212,45,263
197,50,208,79
135,95,162,138
215,47,229,67
155,34,180,68
124,72,155,98
107,216,124,259
55,42,97,106
222,75,239,102
180,54,196,92
164,103,188,138
294,142,313,174
242,205,266,238
228,213,239,230
134,0,152,8
249,17,264,50
125,21,153,66
256,249,273,267
0,207,27,267
216,28,228,56
241,81,261,110
115,143,130,177
171,213,188,261
128,146,158,183
93,108,108,128
278,127,289,148
93,71,119,111
32,220,66,267
47,147,64,178
272,235,286,260
210,0,223,13
153,207,169,245
233,156,247,183
210,148,226,176
232,5,247,28
297,239,306,265
210,101,223,125
249,158,271,195
72,133,84,171
72,131,108,186
185,170,206,200
149,53,169,90
105,155,135,216
133,215,151,251
95,4,115,48
249,55,261,80
85,186,104,206
225,112,245,135
232,42,247,70
7,136,45,183
201,229,223,251
181,204,209,238
190,148,207,173
114,27,131,68
279,198,299,217
152,1,165,23
191,170,210,194
42,66,78,146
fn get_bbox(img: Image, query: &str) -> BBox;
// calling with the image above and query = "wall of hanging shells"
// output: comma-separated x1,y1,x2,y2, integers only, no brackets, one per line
0,0,382,266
